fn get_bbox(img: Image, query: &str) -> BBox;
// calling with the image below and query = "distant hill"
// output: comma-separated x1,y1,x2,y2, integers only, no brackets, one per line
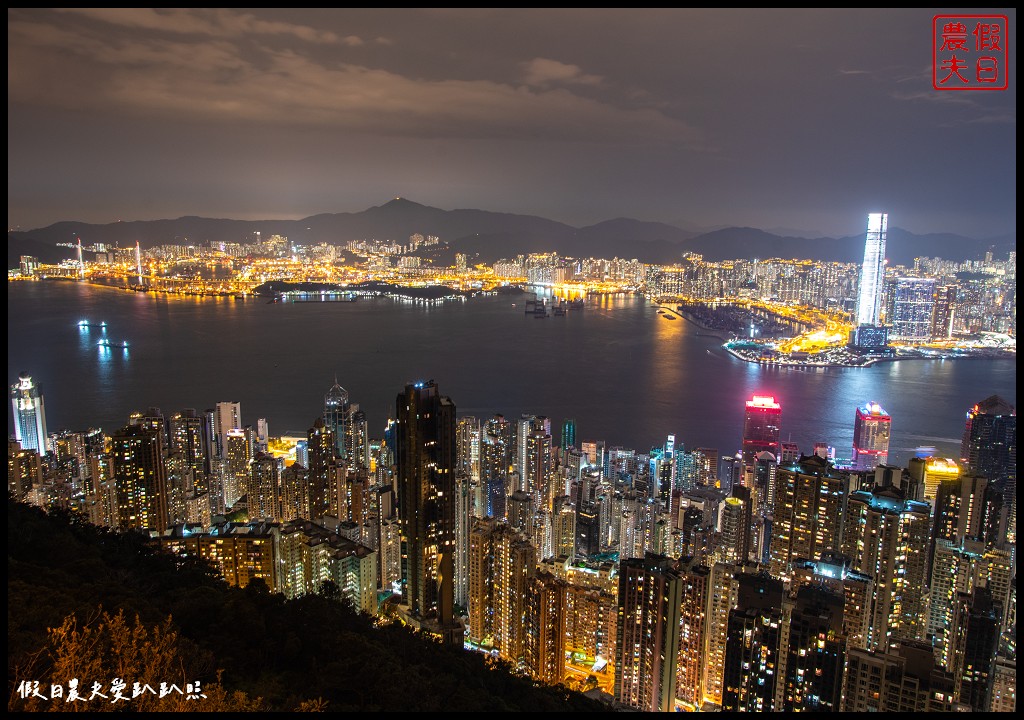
7,198,1013,267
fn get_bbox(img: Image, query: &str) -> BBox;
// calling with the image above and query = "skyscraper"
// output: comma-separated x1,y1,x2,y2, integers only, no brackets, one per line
856,212,888,326
741,395,781,477
889,277,936,341
852,401,891,471
396,380,458,644
214,401,241,459
931,285,957,339
11,372,47,455
961,395,1016,484
324,380,350,461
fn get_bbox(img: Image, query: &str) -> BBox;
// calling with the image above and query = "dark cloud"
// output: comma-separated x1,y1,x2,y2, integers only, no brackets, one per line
7,8,1016,238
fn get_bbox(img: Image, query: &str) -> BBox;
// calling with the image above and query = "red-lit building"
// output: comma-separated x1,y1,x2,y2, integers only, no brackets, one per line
741,395,782,477
852,402,891,471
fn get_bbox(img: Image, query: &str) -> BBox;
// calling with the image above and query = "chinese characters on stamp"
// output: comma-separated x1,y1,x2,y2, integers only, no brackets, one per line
934,15,1009,90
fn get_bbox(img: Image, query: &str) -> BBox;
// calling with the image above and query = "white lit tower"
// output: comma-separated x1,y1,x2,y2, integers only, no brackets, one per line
856,212,888,327
11,373,48,455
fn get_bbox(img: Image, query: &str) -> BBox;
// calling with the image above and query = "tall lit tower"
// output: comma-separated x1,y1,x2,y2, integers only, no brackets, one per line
135,240,143,285
396,380,459,644
76,237,85,280
324,379,350,461
852,402,892,471
11,373,48,455
741,395,781,477
856,212,888,326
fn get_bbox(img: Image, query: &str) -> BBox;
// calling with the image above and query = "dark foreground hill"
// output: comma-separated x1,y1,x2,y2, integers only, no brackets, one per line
7,500,608,712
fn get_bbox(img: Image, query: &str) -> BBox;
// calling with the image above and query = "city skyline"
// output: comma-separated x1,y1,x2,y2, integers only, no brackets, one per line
7,9,1016,239
7,8,1016,713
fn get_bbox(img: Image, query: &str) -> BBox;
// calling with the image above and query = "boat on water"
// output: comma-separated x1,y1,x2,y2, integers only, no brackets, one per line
662,314,677,320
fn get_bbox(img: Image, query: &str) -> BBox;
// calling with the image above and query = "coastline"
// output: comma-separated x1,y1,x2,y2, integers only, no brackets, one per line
722,343,1015,369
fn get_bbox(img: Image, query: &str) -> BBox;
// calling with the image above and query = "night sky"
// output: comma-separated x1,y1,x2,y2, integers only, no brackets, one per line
7,8,1017,239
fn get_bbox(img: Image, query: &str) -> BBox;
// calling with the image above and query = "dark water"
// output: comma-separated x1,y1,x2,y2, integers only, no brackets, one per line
7,282,1016,468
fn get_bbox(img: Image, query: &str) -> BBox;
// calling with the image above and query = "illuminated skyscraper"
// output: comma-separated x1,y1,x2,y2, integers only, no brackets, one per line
889,277,936,341
560,418,576,451
852,402,891,471
324,380,350,461
782,584,846,711
741,395,781,478
961,395,1016,485
856,212,888,326
11,372,48,455
958,397,1015,544
396,380,459,644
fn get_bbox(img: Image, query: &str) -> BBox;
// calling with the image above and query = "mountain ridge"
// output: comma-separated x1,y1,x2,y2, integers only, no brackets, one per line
7,198,1014,267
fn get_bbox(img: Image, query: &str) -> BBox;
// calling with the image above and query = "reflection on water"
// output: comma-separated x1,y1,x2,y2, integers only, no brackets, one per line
8,282,1016,468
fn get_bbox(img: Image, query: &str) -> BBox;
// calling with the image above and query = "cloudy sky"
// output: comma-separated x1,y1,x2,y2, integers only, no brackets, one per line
7,8,1016,238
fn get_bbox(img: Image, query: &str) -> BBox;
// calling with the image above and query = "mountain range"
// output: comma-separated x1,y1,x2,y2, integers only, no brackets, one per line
7,198,1014,268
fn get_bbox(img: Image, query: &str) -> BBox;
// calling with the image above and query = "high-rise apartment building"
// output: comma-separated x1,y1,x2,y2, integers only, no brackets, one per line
306,418,335,519
768,454,844,581
213,401,241,459
615,552,682,712
722,572,785,711
782,584,846,711
467,517,535,664
396,380,458,644
110,424,168,532
11,372,48,455
843,640,962,712
842,483,930,650
169,409,208,492
675,557,710,710
852,401,891,470
523,571,568,684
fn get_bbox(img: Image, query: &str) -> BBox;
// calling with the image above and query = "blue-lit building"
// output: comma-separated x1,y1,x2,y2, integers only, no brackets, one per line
11,372,47,455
